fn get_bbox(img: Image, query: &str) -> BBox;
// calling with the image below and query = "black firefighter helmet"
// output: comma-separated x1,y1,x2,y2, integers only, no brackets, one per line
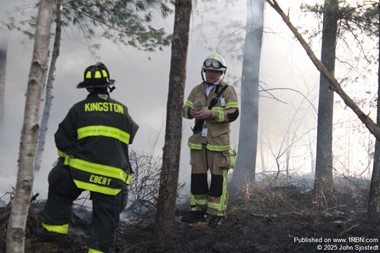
77,62,115,90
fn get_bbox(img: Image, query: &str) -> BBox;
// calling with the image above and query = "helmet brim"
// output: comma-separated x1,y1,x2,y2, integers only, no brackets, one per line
202,67,227,72
76,79,115,89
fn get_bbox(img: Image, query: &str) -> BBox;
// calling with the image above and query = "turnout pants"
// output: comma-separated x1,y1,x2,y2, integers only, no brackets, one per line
43,160,127,253
189,146,231,217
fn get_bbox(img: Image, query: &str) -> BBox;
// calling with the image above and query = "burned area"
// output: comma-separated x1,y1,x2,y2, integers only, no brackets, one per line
0,176,379,253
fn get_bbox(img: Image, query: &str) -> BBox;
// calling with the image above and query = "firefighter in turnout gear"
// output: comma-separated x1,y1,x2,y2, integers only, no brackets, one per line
37,62,139,253
182,53,239,227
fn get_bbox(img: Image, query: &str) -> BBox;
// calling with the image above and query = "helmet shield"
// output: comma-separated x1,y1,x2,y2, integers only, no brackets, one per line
77,62,115,89
202,53,227,72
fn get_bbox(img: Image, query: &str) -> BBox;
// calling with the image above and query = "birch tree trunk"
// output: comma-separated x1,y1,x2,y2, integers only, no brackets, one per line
35,1,62,171
6,1,53,252
154,0,192,249
231,0,264,194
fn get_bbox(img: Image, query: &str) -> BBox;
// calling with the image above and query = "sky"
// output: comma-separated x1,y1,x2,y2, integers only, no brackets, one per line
0,0,378,202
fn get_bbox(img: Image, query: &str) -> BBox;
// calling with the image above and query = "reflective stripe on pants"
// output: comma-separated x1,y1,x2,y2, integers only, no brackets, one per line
43,160,128,252
189,147,229,216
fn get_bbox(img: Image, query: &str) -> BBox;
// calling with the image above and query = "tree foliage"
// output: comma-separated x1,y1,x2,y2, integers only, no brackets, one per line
301,1,379,76
6,0,173,51
302,1,379,37
267,0,380,139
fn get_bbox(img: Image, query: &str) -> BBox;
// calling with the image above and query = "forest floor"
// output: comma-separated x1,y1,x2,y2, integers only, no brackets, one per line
1,176,380,253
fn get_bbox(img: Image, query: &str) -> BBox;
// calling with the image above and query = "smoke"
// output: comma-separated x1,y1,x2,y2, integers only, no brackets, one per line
0,0,307,198
0,0,376,200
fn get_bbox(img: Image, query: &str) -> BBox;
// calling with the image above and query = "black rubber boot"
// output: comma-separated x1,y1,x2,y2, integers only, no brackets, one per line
181,211,206,223
206,214,225,227
35,228,73,247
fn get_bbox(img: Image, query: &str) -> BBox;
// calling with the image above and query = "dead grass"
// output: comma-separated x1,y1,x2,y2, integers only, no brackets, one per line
0,176,379,253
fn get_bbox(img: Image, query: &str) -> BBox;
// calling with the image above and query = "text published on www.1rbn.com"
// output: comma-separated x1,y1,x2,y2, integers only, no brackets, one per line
293,236,379,251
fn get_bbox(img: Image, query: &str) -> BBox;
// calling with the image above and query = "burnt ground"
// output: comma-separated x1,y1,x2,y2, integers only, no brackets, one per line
1,178,380,253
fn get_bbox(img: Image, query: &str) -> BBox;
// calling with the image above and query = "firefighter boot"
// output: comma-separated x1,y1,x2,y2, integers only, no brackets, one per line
35,227,73,246
181,210,206,223
206,214,225,228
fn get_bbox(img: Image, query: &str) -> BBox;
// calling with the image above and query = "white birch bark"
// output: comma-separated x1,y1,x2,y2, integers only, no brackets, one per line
6,0,54,252
35,1,62,171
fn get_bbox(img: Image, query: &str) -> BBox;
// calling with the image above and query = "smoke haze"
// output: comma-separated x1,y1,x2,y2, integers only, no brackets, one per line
0,0,377,202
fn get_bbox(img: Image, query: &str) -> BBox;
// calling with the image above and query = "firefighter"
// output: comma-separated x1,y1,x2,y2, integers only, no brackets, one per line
182,53,239,227
37,62,139,253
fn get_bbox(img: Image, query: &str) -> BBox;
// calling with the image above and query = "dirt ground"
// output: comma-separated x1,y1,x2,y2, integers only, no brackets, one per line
1,178,380,253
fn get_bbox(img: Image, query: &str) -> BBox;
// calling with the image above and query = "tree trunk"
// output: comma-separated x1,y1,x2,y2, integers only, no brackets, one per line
314,0,338,201
369,139,380,220
0,33,8,128
367,4,380,221
35,1,62,171
231,0,264,195
266,0,380,141
154,0,191,249
6,1,54,252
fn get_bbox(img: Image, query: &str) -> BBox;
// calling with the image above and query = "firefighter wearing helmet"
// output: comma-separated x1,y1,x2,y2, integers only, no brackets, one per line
182,53,239,227
37,62,139,253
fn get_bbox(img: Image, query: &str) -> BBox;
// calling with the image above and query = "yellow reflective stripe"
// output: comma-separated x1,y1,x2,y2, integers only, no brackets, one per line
183,101,193,118
195,198,208,205
221,170,228,210
77,125,130,144
189,144,230,151
57,149,66,158
212,106,226,121
57,149,71,164
210,54,219,61
59,151,132,184
94,70,102,78
188,143,202,150
210,109,224,122
185,100,193,107
68,157,127,181
229,149,236,169
86,71,92,78
208,202,219,209
88,248,104,253
125,173,132,185
189,194,208,207
212,106,224,122
42,223,69,234
207,170,228,214
206,144,230,151
225,102,239,109
74,180,121,195
189,194,195,206
218,111,224,122
102,69,108,77
209,107,223,122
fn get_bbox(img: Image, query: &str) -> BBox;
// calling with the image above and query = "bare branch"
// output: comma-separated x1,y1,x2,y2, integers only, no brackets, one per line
266,0,380,140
